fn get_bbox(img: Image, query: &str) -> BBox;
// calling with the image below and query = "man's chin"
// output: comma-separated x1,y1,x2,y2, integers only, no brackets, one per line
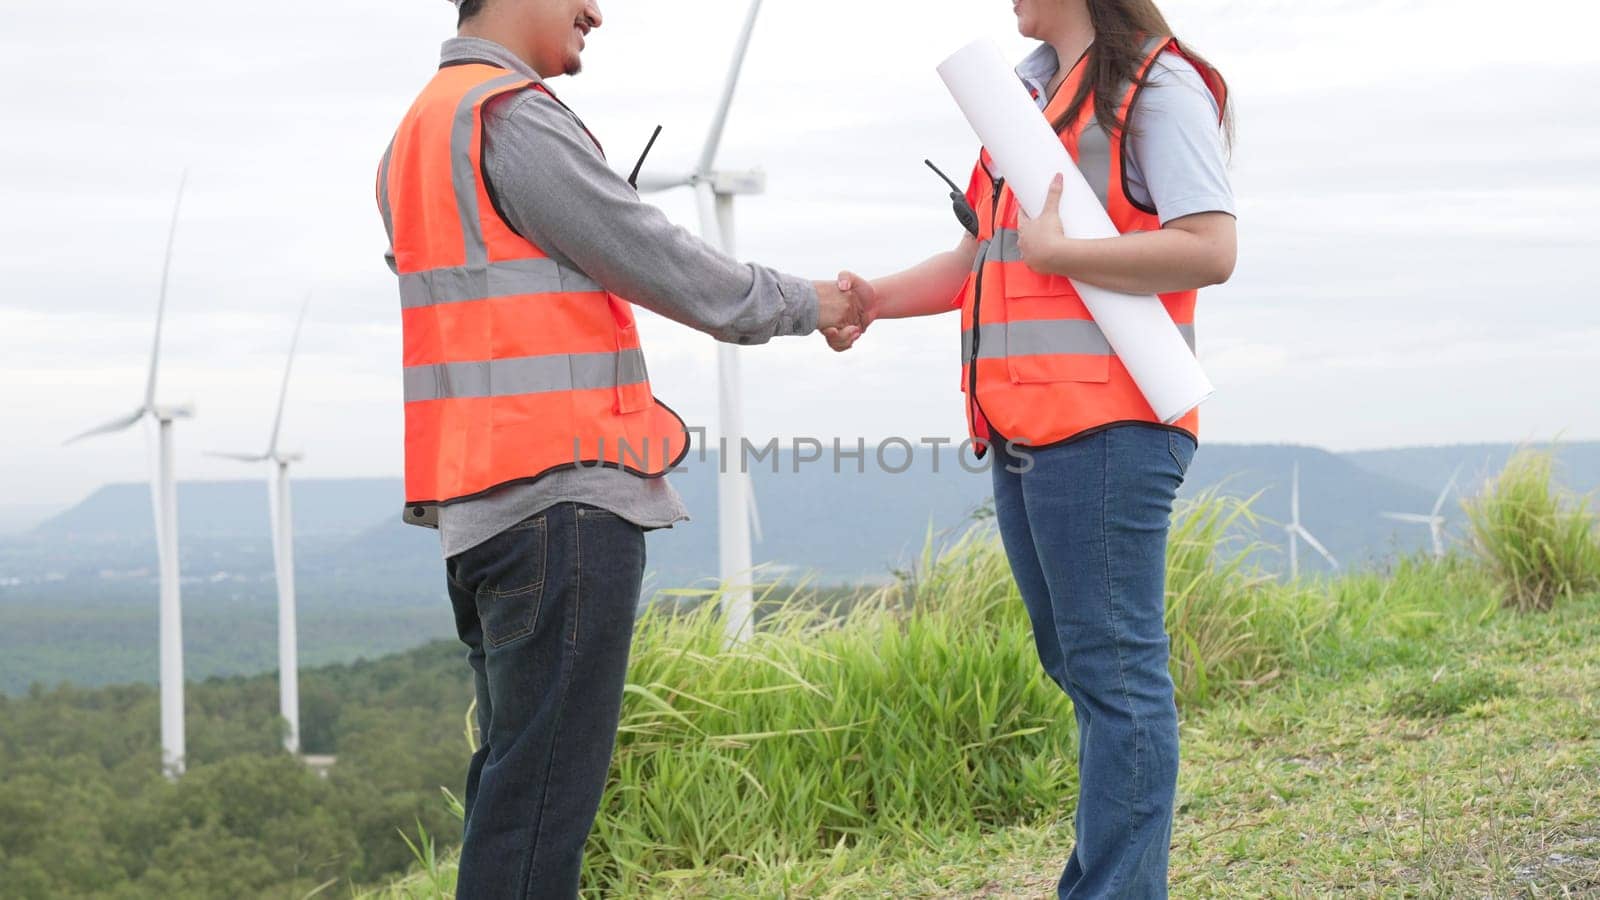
564,52,584,77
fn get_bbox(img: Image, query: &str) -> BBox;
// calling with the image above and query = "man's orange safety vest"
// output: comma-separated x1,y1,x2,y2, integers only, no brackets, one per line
377,62,688,526
959,36,1227,452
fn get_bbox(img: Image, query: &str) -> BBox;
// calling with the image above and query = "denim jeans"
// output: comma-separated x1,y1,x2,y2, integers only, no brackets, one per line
991,424,1196,900
444,502,646,899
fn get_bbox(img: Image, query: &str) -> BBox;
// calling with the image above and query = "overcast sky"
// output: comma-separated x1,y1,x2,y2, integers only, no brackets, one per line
3,0,1598,515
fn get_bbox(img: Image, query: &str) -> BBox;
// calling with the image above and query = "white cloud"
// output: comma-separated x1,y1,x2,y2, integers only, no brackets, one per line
2,0,1598,509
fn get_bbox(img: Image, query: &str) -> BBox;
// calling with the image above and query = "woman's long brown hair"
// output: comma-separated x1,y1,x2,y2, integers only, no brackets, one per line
1052,0,1234,149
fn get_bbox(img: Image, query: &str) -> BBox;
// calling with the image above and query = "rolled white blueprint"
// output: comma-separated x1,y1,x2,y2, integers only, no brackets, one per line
937,39,1213,425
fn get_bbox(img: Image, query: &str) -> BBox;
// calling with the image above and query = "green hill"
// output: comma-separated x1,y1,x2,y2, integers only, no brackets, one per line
0,641,473,898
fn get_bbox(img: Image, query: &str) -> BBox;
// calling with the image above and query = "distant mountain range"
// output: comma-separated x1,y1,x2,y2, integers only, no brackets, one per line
16,441,1600,588
3,441,1595,693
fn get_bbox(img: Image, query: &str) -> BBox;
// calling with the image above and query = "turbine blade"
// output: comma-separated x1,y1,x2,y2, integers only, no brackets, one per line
697,0,766,174
1432,464,1463,517
1294,526,1339,569
64,408,146,445
146,171,189,409
267,297,310,457
206,451,268,462
1382,513,1437,525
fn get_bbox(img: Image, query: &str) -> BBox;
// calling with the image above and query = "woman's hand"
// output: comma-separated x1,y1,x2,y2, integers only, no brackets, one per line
1017,173,1070,276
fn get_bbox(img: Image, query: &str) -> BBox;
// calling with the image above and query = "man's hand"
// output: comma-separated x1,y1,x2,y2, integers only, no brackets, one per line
818,271,877,352
1017,173,1069,275
815,276,862,331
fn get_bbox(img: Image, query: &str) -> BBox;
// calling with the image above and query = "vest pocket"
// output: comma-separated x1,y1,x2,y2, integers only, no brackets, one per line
608,293,652,414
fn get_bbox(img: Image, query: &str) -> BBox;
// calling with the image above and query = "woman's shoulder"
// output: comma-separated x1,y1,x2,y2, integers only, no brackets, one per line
1144,51,1219,113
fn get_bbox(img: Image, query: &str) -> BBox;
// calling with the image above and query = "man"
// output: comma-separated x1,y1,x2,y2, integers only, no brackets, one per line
375,1,869,896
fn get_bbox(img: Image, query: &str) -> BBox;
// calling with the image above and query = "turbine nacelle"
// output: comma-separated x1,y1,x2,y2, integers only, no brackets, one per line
152,403,195,423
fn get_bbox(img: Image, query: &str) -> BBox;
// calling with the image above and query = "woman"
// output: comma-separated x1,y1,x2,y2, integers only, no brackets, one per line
830,1,1235,895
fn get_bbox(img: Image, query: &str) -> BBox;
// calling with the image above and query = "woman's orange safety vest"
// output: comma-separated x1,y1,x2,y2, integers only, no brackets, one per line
378,62,688,525
959,36,1226,453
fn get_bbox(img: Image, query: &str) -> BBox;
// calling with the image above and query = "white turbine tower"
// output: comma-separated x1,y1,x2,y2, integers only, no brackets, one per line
65,174,194,779
1285,462,1338,580
211,300,309,754
1382,466,1462,559
635,0,768,645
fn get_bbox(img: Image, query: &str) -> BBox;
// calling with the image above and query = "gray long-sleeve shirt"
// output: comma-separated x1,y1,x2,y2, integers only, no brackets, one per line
430,37,820,558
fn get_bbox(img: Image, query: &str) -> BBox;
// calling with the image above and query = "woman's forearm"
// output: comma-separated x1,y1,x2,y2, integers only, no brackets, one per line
873,235,979,320
1023,211,1237,296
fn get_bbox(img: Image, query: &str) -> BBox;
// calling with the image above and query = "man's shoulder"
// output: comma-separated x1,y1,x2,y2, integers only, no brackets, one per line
483,83,560,123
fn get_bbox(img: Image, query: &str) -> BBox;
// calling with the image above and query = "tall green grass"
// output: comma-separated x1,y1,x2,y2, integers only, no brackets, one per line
1164,491,1299,707
590,527,1072,893
1465,449,1600,611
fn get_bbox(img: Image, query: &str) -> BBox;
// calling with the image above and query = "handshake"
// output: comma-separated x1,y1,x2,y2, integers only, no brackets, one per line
813,271,877,353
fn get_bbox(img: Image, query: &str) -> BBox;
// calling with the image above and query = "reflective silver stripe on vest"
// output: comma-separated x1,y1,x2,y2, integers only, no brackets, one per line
451,73,532,269
399,257,603,309
1063,36,1171,208
972,239,992,272
962,320,1196,360
1076,118,1112,208
404,349,648,402
993,229,1024,264
972,231,1023,267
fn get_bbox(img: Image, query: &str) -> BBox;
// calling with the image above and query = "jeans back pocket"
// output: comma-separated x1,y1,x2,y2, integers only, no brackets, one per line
476,516,549,649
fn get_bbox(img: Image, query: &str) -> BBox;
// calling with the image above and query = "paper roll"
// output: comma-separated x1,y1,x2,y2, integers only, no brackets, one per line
936,39,1214,425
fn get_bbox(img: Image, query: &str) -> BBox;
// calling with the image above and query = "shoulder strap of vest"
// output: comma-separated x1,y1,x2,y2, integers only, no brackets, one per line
1126,37,1227,125
1161,39,1228,123
1039,46,1094,128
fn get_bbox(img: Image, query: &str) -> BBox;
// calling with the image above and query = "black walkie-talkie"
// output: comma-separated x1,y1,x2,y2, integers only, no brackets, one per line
925,159,980,237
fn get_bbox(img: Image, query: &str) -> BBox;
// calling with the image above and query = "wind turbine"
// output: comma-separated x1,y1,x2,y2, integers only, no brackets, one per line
635,0,768,645
65,174,194,779
211,299,309,754
1382,465,1462,559
1285,462,1338,580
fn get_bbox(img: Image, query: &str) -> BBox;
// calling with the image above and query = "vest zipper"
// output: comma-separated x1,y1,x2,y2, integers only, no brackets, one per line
966,173,1005,451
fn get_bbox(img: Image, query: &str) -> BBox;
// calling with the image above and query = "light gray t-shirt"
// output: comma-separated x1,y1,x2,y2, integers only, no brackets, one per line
425,37,820,558
1015,42,1234,224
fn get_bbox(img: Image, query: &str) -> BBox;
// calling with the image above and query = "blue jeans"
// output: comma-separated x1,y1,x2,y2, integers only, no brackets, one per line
991,425,1196,900
445,502,646,899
